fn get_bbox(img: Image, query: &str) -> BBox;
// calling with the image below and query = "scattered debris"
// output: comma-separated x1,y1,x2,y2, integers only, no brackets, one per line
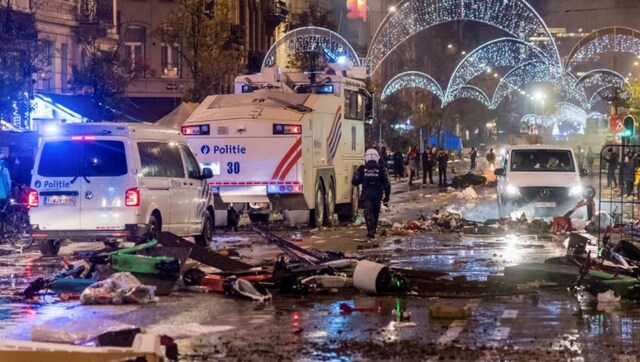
0,334,164,361
31,317,139,345
80,272,157,305
597,290,621,303
353,260,408,294
429,303,472,319
224,278,272,302
339,303,380,314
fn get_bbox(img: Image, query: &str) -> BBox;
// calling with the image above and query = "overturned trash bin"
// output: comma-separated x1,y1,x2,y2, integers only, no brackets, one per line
353,260,408,294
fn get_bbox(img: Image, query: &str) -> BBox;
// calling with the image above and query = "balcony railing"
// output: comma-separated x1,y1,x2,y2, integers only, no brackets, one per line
264,0,289,26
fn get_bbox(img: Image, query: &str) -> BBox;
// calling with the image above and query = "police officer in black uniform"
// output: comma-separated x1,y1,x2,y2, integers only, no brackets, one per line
352,149,391,239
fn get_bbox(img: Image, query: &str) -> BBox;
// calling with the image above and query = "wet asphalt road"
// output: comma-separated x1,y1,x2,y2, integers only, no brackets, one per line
0,173,638,361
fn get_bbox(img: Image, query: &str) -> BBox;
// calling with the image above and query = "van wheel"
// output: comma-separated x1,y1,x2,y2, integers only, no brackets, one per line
39,239,61,256
195,211,214,246
147,214,160,241
324,183,335,226
311,183,325,227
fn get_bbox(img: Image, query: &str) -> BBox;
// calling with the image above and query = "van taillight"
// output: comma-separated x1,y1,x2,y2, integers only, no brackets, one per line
125,188,140,206
28,189,39,207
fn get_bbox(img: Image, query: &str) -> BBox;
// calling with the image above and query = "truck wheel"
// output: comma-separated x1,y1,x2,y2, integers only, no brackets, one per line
39,239,61,256
338,186,359,222
312,183,325,227
195,211,214,246
324,183,335,226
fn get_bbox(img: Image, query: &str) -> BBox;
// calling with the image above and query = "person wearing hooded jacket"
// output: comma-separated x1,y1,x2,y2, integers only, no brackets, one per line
352,148,391,239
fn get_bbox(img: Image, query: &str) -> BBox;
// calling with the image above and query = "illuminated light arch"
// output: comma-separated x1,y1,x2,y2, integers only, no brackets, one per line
262,26,361,69
491,62,590,109
491,61,559,108
445,38,551,103
575,69,629,90
588,85,622,109
367,0,560,75
380,71,444,101
444,85,492,109
573,69,628,109
565,27,640,71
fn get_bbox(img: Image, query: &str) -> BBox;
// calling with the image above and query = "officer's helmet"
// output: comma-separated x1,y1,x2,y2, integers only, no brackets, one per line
364,148,380,163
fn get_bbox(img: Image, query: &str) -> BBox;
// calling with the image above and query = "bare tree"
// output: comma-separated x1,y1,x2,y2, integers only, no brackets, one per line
156,0,242,102
69,25,152,121
0,3,48,127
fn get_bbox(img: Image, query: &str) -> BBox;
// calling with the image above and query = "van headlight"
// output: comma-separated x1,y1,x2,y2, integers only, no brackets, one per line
506,184,520,196
569,184,583,197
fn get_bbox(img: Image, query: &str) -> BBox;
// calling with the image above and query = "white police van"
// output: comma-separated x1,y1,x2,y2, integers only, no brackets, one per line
494,144,588,217
29,122,215,255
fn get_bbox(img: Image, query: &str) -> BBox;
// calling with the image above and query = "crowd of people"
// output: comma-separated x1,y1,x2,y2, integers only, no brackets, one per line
601,146,640,198
380,145,463,187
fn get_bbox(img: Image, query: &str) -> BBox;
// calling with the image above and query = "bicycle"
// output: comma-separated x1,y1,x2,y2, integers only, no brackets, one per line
0,199,33,250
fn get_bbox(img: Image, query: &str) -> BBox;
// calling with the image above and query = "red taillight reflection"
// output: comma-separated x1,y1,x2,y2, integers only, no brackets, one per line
28,189,38,207
125,187,140,206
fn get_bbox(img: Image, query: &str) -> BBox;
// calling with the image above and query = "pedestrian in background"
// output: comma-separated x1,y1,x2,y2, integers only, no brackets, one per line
576,146,584,170
407,146,419,186
351,149,391,239
622,155,635,197
605,148,619,188
437,147,449,186
422,147,434,184
469,147,477,170
378,146,389,169
586,147,595,175
485,148,496,169
392,149,404,181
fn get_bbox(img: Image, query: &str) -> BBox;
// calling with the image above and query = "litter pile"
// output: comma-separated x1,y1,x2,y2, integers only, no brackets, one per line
382,209,551,236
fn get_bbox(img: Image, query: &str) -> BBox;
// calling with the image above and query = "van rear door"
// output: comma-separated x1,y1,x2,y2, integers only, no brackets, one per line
77,139,131,231
32,140,84,230
32,139,132,232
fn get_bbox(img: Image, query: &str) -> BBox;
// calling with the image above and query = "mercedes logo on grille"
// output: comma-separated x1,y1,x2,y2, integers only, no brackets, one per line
539,189,550,198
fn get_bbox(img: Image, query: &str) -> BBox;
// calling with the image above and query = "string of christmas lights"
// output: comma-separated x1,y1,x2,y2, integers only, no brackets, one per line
367,0,560,75
262,26,361,69
445,38,550,102
380,71,445,101
566,28,640,71
444,85,492,108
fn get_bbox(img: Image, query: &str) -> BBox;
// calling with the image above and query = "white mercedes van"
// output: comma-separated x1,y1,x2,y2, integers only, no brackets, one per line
494,144,588,217
29,122,215,255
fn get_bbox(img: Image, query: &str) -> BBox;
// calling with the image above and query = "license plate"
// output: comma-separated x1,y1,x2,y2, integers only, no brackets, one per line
43,195,76,206
535,202,556,208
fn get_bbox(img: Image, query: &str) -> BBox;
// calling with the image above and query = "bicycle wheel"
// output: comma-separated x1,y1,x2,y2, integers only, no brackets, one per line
5,210,33,250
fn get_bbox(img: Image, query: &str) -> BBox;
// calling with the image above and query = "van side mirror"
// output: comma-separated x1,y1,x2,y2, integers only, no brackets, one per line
200,167,213,180
580,168,589,177
494,168,505,176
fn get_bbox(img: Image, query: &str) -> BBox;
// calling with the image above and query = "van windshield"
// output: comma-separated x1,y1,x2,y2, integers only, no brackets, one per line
38,140,127,177
510,149,574,172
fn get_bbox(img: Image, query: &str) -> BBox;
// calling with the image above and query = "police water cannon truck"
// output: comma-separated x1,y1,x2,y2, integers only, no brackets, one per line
182,63,372,226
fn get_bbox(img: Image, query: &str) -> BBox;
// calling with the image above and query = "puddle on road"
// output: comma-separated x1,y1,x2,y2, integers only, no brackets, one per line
360,234,564,280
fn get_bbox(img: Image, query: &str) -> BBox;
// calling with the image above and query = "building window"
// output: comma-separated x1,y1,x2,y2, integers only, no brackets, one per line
161,43,180,77
123,26,145,69
124,42,143,69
